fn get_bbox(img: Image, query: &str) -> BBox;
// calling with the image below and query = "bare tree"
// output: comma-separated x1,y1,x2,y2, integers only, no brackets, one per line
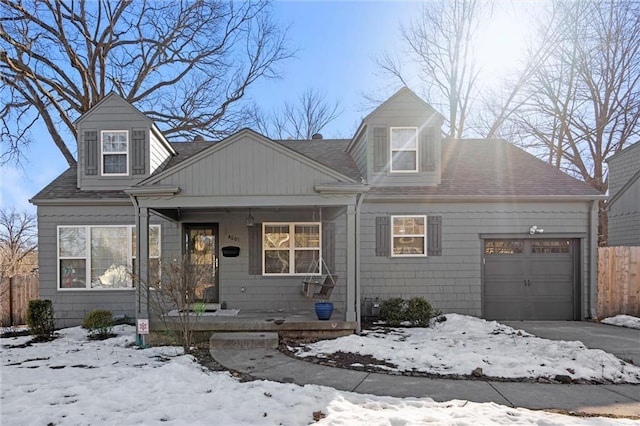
377,0,489,138
0,208,37,281
146,256,213,353
0,0,293,166
506,0,640,244
254,88,341,139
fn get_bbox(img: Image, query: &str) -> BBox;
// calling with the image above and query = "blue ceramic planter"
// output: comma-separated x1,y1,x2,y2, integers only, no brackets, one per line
315,302,334,320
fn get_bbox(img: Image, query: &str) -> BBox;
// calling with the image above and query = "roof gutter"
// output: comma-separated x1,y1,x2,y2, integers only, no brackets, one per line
124,186,181,197
29,198,133,206
314,184,370,194
363,194,607,203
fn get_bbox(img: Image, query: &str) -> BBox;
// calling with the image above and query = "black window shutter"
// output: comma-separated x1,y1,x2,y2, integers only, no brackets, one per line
373,127,388,173
421,128,437,172
248,224,262,275
132,130,146,175
427,215,442,256
322,221,335,274
85,130,98,175
375,216,390,257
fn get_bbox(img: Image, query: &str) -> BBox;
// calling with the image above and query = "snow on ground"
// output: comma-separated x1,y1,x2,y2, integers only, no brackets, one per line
602,315,640,330
2,325,636,425
292,314,640,384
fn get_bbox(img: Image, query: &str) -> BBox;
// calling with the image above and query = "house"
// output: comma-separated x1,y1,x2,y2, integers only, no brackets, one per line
606,141,640,246
31,88,604,332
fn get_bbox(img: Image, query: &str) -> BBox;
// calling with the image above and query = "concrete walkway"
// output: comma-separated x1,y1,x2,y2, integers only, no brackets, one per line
211,348,640,418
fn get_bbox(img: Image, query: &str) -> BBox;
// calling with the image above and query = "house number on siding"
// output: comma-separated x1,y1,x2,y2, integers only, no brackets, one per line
227,234,240,242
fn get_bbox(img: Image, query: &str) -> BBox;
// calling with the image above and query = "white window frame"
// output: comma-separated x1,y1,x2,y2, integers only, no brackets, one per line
390,127,419,173
262,222,322,276
101,130,129,176
57,224,161,290
390,215,427,257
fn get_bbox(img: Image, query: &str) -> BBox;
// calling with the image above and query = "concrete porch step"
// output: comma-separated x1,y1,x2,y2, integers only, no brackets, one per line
210,331,279,350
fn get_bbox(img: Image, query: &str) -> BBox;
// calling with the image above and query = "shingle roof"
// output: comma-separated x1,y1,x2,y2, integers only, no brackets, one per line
274,139,361,181
31,138,361,201
32,137,601,203
30,167,130,201
368,139,602,197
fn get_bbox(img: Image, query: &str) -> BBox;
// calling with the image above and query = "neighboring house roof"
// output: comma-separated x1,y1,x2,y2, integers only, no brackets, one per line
368,139,603,198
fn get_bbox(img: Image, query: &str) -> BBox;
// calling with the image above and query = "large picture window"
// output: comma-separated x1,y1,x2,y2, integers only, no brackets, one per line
263,223,321,275
390,127,418,172
391,215,426,257
101,130,128,175
58,225,160,290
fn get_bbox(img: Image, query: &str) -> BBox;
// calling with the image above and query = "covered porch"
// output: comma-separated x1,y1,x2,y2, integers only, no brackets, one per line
125,130,369,341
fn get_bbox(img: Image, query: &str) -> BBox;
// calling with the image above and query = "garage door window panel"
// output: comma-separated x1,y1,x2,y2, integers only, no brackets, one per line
484,240,523,255
531,240,571,254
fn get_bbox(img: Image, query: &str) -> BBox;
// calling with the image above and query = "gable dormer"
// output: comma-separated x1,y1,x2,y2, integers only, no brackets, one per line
348,87,444,187
75,93,175,190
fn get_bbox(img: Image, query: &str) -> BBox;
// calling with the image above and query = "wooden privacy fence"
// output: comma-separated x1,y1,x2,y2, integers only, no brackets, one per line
0,274,39,326
597,246,640,318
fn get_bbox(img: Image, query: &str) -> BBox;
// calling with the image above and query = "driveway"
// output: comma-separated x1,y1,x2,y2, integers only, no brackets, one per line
502,320,640,365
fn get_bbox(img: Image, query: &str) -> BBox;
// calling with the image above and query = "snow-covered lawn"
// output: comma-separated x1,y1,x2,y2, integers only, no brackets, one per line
2,325,637,425
601,315,640,330
291,314,640,384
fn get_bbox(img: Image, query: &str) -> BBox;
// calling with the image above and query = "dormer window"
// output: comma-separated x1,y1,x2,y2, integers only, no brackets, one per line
101,130,129,175
390,127,418,172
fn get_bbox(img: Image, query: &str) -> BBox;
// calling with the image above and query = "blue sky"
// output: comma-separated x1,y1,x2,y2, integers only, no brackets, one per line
1,1,422,214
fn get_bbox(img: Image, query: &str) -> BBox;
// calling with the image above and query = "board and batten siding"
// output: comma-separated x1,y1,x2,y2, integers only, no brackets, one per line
37,205,180,328
358,201,594,318
156,134,346,196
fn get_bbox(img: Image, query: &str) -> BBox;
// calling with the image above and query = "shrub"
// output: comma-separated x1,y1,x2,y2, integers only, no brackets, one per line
379,297,405,326
82,310,114,339
405,297,435,327
380,296,438,327
26,299,55,339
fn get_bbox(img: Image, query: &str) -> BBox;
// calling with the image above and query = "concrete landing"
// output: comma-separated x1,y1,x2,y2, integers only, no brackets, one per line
210,332,279,350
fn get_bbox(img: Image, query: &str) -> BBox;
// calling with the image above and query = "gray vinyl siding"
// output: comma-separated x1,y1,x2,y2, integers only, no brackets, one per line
348,130,368,178
175,208,347,313
155,134,346,196
607,142,640,246
150,131,172,174
363,90,443,186
37,204,180,328
358,200,594,319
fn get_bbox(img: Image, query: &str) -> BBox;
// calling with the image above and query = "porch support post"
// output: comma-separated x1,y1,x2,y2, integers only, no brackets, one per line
134,205,150,341
346,203,357,322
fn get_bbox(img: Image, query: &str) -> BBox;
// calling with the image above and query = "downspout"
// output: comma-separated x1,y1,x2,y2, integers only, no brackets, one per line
355,192,365,333
588,199,599,319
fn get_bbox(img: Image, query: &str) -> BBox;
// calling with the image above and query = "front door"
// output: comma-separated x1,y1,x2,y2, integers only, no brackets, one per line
185,225,219,303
